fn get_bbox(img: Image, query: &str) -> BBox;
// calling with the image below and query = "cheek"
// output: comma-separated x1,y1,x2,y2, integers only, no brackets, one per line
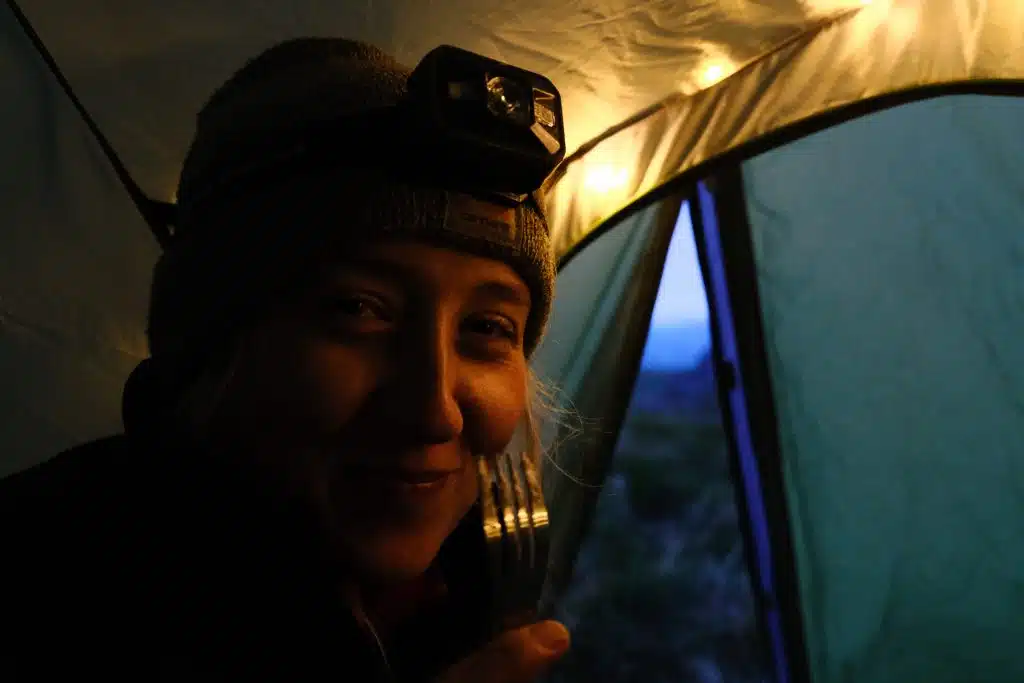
464,366,529,455
224,328,377,450
293,339,379,433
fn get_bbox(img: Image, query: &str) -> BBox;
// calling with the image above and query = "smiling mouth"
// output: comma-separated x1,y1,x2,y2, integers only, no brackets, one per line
344,465,458,489
387,469,454,485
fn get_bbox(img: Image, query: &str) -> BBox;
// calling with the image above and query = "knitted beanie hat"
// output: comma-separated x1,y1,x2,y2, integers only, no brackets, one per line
147,38,556,367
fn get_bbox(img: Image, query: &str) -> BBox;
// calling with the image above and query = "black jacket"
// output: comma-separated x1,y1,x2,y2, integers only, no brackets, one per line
0,432,491,681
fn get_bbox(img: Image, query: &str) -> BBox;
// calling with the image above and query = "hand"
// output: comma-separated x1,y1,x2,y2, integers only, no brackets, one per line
435,620,571,683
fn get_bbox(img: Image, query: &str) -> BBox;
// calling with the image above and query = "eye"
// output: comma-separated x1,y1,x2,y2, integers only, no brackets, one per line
319,293,394,332
331,295,388,319
464,314,518,341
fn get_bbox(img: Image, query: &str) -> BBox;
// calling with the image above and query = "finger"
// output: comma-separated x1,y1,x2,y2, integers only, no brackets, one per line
436,621,570,683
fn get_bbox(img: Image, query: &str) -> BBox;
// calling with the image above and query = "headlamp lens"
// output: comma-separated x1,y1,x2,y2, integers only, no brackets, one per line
485,76,531,126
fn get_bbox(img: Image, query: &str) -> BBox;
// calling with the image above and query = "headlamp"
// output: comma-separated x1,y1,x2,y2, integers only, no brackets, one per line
177,45,566,219
405,45,566,197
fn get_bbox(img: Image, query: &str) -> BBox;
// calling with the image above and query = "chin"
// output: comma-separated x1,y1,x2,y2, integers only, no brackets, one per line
329,477,479,587
345,532,446,586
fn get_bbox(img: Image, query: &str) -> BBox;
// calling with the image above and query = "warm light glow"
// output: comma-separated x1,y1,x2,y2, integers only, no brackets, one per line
559,77,633,156
699,63,726,87
545,129,645,251
688,52,737,92
582,164,630,194
887,4,919,41
843,0,917,46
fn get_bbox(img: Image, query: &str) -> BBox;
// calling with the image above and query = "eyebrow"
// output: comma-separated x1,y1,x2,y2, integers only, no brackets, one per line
327,257,531,307
333,257,410,284
472,281,531,308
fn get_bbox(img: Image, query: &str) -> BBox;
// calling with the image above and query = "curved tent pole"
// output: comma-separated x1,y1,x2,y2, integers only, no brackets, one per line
6,0,175,249
557,80,1024,270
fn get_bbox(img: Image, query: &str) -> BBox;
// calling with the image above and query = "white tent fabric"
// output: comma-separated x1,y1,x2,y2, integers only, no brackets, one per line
14,1,1020,259
2,9,158,475
11,0,853,201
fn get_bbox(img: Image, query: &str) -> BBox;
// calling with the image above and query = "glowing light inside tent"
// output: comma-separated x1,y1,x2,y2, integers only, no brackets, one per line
582,164,630,194
699,63,727,87
844,0,917,45
543,107,643,250
887,4,919,41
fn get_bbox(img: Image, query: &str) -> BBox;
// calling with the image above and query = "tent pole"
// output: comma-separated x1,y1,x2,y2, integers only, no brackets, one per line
691,171,812,683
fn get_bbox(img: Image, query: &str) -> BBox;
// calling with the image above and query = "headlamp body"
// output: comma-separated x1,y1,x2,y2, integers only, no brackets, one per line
406,45,566,198
178,45,566,220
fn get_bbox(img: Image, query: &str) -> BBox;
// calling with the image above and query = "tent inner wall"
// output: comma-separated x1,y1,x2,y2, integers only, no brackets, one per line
740,94,1024,683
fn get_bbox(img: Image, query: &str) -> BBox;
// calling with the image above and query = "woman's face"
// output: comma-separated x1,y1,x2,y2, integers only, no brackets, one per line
211,239,531,586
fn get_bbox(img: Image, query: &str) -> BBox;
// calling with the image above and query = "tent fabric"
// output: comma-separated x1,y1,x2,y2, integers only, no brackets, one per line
12,0,849,202
545,0,1024,258
16,1,1016,262
741,94,1024,683
530,191,684,607
1,6,157,476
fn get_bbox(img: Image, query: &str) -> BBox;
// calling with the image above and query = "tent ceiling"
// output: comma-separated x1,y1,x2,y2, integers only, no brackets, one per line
9,1,1023,258
17,0,849,211
543,0,1024,256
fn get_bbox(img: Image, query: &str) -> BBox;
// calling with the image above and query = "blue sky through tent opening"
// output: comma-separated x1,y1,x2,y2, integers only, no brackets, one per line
642,203,711,369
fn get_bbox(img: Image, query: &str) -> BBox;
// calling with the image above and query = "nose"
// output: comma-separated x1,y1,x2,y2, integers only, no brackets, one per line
390,322,464,445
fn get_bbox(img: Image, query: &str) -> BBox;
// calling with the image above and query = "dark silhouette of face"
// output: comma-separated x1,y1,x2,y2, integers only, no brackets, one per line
209,239,531,586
